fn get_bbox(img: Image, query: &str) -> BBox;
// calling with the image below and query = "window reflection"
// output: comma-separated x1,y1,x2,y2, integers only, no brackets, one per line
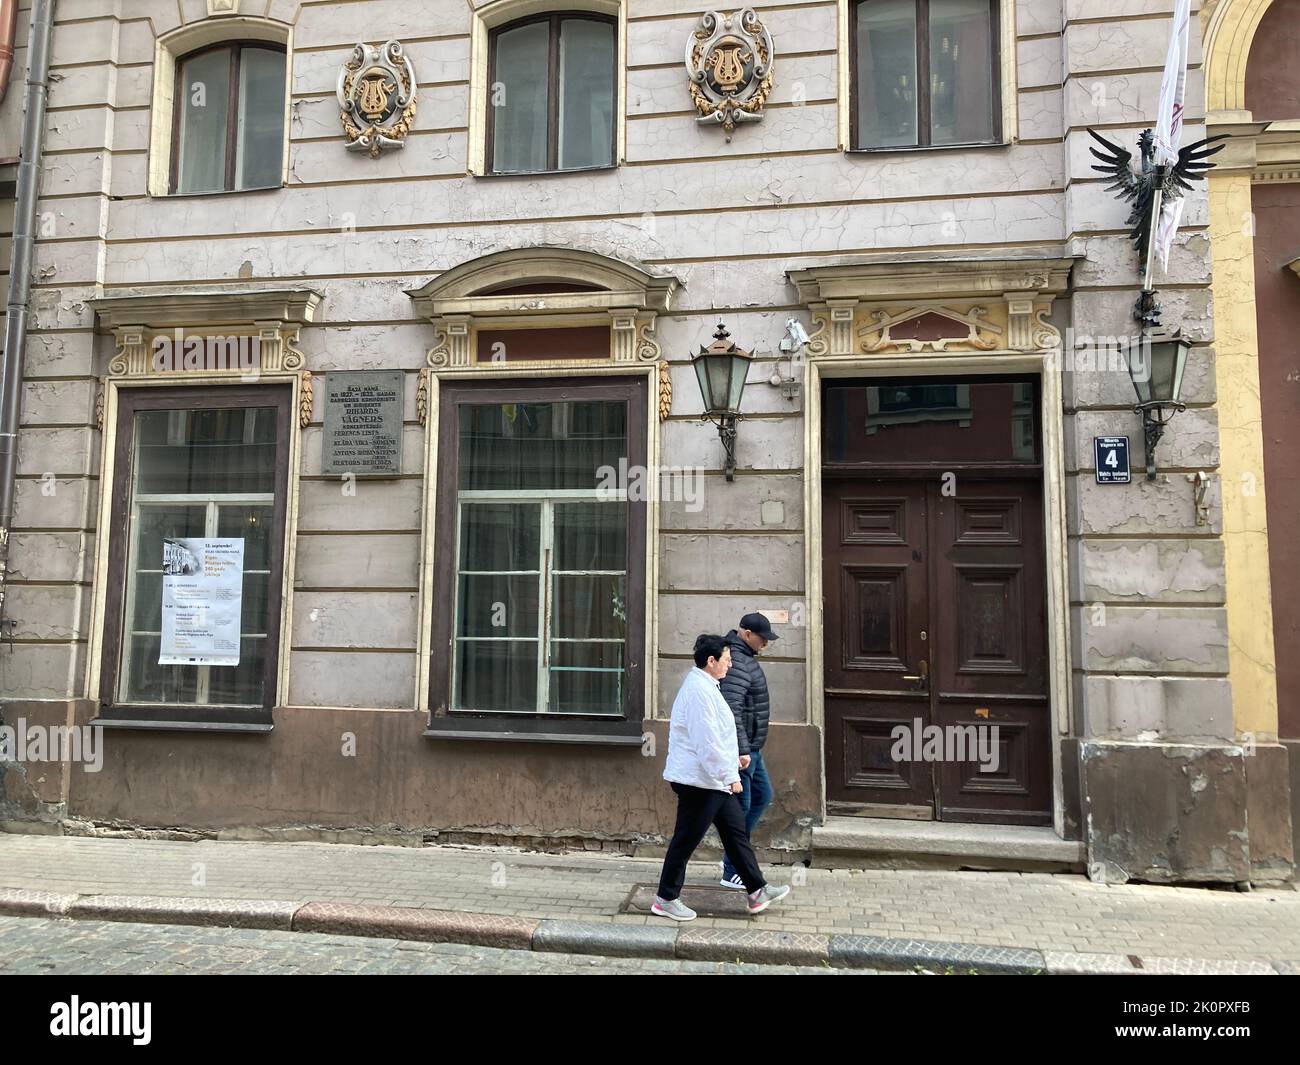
825,379,1038,464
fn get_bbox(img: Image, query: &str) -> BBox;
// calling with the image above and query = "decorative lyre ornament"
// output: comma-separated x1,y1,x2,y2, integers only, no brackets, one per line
337,40,417,157
685,9,774,140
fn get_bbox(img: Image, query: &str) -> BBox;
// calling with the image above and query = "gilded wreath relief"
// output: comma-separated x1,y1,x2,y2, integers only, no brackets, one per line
337,40,417,157
685,9,775,140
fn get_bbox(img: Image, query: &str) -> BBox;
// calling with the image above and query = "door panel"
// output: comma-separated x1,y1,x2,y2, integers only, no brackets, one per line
824,482,933,814
930,481,1051,823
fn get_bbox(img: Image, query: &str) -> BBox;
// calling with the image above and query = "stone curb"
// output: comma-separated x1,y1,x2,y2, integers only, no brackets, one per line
678,927,830,967
829,934,1044,974
67,895,298,931
291,901,539,951
1,890,1294,974
0,888,77,918
533,919,677,959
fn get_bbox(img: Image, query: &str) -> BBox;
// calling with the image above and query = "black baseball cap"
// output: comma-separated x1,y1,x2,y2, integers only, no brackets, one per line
739,612,779,641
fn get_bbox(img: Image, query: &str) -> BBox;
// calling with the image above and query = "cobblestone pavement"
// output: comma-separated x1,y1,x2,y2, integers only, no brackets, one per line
0,916,878,975
2,834,1298,963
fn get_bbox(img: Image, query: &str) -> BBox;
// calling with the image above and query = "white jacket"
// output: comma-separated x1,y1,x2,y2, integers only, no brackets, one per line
663,667,742,793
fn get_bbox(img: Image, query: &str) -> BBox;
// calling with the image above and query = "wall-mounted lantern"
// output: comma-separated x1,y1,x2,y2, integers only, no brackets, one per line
1127,328,1192,480
691,322,752,481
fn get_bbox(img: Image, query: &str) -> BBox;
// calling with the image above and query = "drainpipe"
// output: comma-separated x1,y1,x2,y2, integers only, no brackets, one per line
0,1,17,106
0,0,56,631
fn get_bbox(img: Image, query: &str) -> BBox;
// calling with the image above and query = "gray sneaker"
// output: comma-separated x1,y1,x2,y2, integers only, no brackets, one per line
651,896,697,922
746,884,791,915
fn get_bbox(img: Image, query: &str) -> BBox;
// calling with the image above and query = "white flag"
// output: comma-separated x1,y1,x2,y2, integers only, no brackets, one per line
1155,197,1185,272
1155,0,1191,163
1152,0,1192,269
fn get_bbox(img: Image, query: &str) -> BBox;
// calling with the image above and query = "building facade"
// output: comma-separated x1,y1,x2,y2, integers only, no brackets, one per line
0,0,1294,883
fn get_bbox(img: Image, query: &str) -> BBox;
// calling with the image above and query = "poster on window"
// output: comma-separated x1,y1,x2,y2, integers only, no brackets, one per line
159,538,244,666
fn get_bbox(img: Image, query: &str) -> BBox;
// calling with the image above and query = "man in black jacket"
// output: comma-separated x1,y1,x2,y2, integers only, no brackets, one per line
718,612,778,889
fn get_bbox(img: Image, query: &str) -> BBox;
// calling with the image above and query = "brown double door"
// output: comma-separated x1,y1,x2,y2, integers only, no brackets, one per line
823,476,1052,824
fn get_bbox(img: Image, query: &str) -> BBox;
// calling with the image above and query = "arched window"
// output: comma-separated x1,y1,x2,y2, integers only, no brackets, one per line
851,0,1000,150
171,41,287,194
486,12,617,174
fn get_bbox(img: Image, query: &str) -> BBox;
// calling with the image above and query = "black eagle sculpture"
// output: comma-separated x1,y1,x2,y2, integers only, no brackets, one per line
1087,127,1228,267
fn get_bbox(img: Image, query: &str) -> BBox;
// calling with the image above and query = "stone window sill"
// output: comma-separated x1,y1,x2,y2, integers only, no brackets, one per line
423,714,645,747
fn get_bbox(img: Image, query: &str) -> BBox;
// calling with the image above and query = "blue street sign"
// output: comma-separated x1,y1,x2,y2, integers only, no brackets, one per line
1094,436,1131,484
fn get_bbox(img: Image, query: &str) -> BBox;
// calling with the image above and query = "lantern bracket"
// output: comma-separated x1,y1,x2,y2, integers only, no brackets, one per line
1134,398,1186,480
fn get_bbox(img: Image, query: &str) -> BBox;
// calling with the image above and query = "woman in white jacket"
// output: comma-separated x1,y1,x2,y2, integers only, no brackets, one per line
652,634,791,921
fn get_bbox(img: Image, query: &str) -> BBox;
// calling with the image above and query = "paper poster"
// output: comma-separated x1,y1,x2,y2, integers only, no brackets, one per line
159,538,244,666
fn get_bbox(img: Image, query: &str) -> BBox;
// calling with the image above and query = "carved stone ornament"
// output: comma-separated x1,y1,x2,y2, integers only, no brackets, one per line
299,370,314,429
105,323,306,378
416,368,429,426
658,359,672,421
859,305,1003,353
685,9,774,140
338,40,417,158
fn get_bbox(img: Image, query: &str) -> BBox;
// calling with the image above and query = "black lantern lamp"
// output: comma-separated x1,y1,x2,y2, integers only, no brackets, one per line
1127,328,1192,480
691,322,752,481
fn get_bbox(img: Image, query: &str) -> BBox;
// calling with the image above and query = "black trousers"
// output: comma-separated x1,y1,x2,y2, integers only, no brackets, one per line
656,782,766,900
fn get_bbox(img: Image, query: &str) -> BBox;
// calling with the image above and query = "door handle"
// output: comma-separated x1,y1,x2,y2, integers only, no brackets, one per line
902,659,929,690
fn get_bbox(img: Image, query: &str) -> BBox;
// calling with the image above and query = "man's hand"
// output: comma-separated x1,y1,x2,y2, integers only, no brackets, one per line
730,782,743,794
739,755,751,770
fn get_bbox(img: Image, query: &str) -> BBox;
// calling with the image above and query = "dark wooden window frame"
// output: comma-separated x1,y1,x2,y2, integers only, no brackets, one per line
95,384,293,733
425,375,648,745
169,40,286,195
484,12,618,176
848,0,1002,153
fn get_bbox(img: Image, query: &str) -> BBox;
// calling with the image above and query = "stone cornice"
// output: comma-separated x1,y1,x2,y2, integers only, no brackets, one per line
788,249,1077,358
407,247,681,370
787,248,1078,304
1206,118,1300,181
87,288,324,331
405,246,678,319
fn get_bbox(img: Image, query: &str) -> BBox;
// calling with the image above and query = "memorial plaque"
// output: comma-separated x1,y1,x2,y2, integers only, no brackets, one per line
322,371,403,476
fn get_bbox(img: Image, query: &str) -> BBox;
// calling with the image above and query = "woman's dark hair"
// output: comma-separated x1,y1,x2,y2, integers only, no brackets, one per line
693,633,727,668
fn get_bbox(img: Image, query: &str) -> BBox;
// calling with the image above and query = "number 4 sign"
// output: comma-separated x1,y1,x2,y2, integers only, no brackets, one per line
1094,436,1131,484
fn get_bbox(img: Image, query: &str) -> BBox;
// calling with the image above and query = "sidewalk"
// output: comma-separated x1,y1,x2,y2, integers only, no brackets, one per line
1,833,1297,973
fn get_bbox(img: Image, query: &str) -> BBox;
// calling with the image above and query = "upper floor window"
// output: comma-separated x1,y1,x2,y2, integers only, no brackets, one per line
852,0,999,151
172,41,287,194
487,13,616,174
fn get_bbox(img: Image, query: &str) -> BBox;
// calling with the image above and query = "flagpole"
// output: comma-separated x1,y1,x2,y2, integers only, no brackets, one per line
1142,179,1163,295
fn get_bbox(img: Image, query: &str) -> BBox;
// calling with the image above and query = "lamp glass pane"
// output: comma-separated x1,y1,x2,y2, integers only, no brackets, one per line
693,356,713,411
1128,337,1153,405
726,355,750,411
694,353,729,412
1170,340,1188,404
1149,340,1177,403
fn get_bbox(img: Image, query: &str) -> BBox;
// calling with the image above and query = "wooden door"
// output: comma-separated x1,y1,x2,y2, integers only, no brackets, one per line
823,479,1051,824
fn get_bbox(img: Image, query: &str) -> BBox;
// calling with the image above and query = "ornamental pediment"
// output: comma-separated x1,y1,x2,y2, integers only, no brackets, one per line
786,250,1078,357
